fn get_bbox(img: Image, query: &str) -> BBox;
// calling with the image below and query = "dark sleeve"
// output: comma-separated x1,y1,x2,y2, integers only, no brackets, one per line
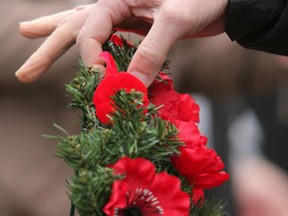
225,0,288,55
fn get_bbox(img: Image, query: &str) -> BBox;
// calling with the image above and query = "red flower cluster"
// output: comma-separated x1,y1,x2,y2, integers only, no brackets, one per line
93,52,149,124
104,157,190,216
149,73,229,203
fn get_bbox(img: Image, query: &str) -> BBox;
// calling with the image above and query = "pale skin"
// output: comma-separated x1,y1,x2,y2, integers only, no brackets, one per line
16,0,228,87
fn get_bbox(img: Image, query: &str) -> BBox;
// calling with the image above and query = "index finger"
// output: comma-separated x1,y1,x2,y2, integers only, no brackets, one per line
76,0,131,67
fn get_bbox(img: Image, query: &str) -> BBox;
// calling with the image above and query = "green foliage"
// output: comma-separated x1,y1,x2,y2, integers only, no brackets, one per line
111,90,182,164
66,63,103,131
191,199,229,216
56,129,114,170
69,167,117,216
57,89,182,170
103,33,171,72
102,34,137,72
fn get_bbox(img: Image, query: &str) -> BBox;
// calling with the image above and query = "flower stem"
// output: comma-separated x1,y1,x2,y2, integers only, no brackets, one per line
70,203,75,216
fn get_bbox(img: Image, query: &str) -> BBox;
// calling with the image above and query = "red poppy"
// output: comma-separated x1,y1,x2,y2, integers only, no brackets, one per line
110,34,124,46
178,94,200,123
93,52,149,124
103,157,190,216
173,120,207,148
149,74,200,123
172,145,229,189
192,188,204,205
110,34,133,47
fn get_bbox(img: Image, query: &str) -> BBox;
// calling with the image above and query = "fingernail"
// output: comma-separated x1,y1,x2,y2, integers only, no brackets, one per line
15,64,33,83
15,56,48,83
19,21,29,25
15,68,30,83
19,21,34,28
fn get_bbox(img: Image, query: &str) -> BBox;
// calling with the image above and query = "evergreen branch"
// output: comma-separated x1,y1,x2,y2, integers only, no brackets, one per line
111,90,182,165
56,129,121,171
190,199,228,216
70,204,75,216
102,34,170,72
56,135,84,170
66,63,103,130
69,167,117,216
102,35,137,72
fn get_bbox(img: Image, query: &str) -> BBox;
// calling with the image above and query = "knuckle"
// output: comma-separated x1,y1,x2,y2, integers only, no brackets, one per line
137,44,163,67
123,0,163,7
161,7,192,26
122,0,142,7
74,5,86,11
57,16,70,27
75,30,84,48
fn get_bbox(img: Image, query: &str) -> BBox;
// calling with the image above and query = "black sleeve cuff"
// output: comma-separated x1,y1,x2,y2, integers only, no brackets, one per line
225,0,288,55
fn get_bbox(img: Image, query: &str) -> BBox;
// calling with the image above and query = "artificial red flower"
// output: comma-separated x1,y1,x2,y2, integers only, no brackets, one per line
149,74,200,123
110,34,133,47
93,52,149,124
103,157,190,216
110,34,124,46
174,120,207,148
172,145,229,189
192,188,204,205
178,94,200,123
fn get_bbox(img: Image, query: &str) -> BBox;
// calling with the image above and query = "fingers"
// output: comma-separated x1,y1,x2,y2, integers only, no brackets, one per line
16,0,182,85
76,1,130,67
128,16,180,87
19,4,92,39
16,6,92,83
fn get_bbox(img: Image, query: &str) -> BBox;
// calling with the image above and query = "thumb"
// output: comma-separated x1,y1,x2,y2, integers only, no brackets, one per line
128,18,179,87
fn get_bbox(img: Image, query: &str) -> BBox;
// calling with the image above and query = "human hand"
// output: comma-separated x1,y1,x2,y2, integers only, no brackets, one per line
16,0,228,86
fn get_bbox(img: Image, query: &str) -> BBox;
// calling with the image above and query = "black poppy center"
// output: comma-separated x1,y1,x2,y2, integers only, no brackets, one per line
123,206,143,216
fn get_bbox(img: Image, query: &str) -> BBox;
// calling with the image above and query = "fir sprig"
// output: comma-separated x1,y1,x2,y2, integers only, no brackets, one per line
103,33,171,72
69,167,117,216
57,89,182,171
111,90,182,164
56,129,116,170
66,63,103,131
191,199,228,216
102,34,137,71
